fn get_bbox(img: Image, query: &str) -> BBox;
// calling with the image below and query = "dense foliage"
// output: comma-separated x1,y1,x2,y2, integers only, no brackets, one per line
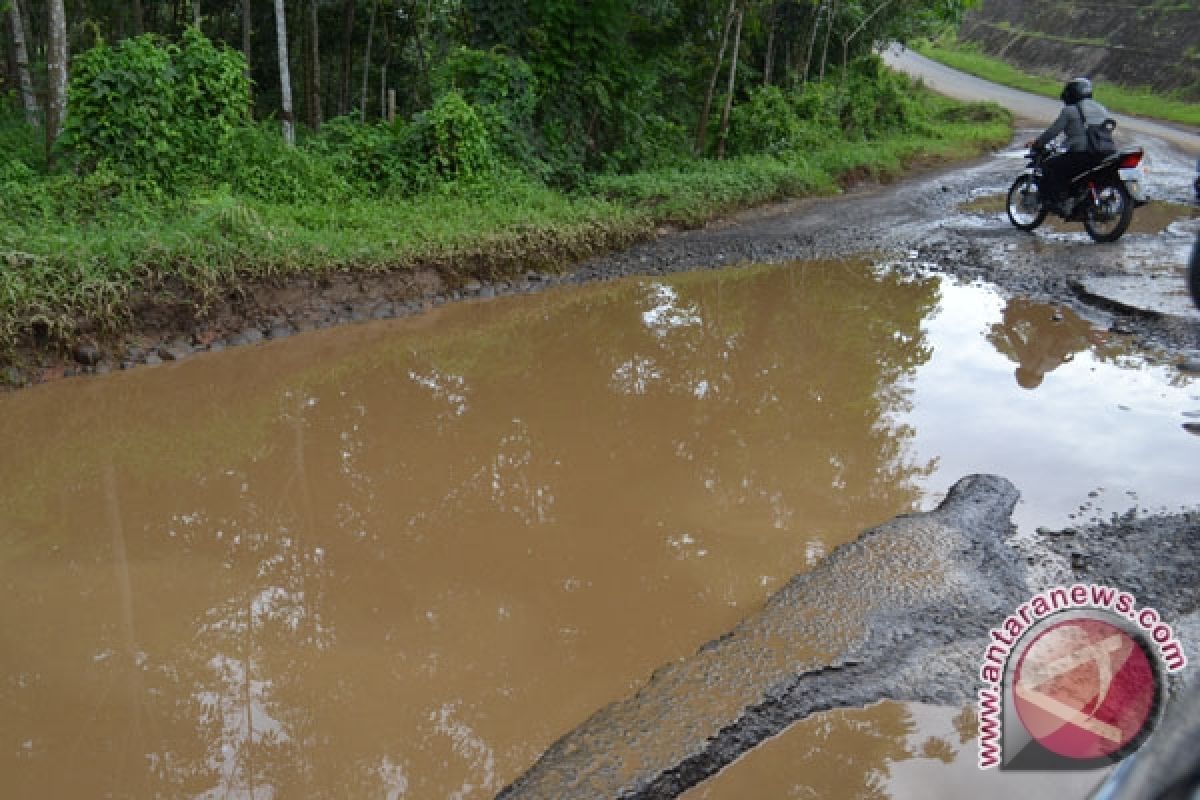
61,27,249,184
0,0,1015,359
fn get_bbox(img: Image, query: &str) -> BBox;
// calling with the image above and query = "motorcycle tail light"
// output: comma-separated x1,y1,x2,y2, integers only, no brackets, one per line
1118,149,1144,169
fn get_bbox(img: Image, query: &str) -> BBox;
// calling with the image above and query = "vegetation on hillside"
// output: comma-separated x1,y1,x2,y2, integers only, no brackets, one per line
0,1,1011,357
915,34,1200,127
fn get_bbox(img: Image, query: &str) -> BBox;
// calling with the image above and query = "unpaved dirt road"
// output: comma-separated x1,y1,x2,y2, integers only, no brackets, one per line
883,46,1200,157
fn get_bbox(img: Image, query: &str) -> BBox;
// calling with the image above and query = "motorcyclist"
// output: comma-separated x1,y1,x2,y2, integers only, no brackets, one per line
1024,77,1112,214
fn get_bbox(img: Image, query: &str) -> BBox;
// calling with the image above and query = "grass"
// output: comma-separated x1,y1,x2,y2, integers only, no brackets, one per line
0,88,1011,361
914,37,1200,127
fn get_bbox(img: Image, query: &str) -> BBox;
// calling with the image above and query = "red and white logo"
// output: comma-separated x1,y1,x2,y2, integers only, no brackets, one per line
1012,617,1157,761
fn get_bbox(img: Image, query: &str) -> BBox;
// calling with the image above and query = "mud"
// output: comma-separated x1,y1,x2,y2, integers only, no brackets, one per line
498,475,1029,799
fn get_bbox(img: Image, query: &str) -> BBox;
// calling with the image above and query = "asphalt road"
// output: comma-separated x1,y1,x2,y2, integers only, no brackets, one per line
882,46,1200,158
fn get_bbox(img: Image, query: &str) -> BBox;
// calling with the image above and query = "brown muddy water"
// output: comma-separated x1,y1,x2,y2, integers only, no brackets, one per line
683,701,1106,800
958,196,1198,235
1,261,1195,798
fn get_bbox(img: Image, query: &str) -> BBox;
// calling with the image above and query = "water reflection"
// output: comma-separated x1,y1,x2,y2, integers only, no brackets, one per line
0,261,939,798
683,702,1107,799
986,299,1108,390
2,262,1193,797
901,279,1196,531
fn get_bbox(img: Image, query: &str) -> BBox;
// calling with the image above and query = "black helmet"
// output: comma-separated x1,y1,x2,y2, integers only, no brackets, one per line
1061,77,1093,105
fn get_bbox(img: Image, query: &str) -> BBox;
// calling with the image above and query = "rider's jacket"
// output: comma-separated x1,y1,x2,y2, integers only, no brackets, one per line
1033,98,1110,152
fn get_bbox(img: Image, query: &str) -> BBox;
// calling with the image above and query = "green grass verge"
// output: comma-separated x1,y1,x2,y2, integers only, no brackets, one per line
0,92,1010,358
914,38,1200,127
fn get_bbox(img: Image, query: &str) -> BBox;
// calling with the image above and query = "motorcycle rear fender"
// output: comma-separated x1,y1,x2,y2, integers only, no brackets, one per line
1118,167,1148,205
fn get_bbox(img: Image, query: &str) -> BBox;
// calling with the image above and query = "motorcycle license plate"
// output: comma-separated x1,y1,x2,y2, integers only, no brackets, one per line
1119,167,1147,202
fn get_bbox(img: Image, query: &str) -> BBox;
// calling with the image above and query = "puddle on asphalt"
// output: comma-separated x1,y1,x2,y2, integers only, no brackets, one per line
0,260,1195,798
959,195,1198,235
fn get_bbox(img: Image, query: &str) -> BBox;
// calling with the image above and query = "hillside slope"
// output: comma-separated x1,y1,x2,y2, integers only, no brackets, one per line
959,0,1200,99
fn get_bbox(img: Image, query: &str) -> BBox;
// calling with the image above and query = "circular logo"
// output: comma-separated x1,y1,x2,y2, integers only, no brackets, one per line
1013,616,1159,760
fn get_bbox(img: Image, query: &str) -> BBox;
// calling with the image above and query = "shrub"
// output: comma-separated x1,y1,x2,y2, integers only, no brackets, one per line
729,85,814,156
406,91,494,185
217,123,349,204
307,116,413,193
60,27,249,188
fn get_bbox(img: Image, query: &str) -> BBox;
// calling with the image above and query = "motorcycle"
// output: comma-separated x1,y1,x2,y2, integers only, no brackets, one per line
1006,135,1148,243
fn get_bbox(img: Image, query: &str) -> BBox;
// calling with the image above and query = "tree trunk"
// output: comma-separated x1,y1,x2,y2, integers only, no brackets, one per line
379,14,392,119
3,12,13,95
412,2,428,106
241,0,252,74
132,0,145,34
715,4,743,160
696,0,737,155
783,37,792,88
360,0,376,122
8,0,39,126
307,0,322,129
803,0,825,84
45,0,68,157
274,0,295,145
819,0,837,81
763,1,777,87
337,0,355,116
193,0,201,29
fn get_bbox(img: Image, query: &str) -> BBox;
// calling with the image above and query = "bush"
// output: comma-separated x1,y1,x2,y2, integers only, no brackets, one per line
60,27,249,188
432,47,541,174
307,116,413,193
406,91,495,185
729,85,817,157
216,123,349,204
0,102,41,182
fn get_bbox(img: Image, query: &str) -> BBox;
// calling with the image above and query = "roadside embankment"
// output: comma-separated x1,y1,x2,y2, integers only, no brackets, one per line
0,89,1011,389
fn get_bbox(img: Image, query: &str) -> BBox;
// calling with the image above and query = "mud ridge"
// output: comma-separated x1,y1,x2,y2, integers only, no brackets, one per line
499,474,1028,799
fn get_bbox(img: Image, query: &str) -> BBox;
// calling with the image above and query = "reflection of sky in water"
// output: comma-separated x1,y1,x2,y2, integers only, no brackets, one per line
886,704,1108,800
901,279,1198,531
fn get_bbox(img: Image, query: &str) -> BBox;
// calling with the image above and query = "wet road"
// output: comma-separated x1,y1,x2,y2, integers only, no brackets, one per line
882,47,1200,157
2,55,1199,800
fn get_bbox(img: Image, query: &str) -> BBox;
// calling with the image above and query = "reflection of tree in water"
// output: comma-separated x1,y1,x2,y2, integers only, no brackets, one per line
986,298,1100,390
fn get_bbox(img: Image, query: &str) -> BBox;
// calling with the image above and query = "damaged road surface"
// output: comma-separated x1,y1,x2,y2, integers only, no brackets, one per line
3,58,1197,800
499,475,1028,799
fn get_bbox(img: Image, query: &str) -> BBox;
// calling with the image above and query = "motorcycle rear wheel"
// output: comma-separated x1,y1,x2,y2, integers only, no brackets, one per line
1083,184,1133,243
1007,175,1047,232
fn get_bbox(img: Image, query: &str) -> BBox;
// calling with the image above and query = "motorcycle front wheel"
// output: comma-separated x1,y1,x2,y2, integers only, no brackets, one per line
1007,175,1047,232
1083,184,1134,243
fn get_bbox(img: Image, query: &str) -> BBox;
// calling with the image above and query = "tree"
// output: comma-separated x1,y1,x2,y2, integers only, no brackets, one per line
359,0,376,122
46,0,69,157
273,0,294,145
6,0,40,125
336,0,355,116
306,0,322,130
715,2,744,159
241,0,252,77
697,0,738,155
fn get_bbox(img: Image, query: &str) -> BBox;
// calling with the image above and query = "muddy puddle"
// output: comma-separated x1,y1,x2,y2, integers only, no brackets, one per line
682,701,1107,799
959,195,1198,235
1,260,1195,798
